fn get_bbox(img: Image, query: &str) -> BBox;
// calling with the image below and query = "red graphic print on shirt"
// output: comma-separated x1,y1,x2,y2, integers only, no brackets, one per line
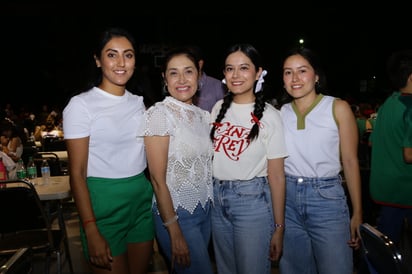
213,122,251,161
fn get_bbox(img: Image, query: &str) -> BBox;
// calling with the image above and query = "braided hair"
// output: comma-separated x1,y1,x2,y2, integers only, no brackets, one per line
210,43,265,142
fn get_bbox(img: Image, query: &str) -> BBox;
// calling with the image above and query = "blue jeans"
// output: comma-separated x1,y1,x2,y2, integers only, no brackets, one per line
211,177,274,274
152,201,214,274
279,174,353,274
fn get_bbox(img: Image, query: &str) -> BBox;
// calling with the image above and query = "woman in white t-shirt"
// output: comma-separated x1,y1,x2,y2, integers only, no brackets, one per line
63,27,154,274
209,44,288,274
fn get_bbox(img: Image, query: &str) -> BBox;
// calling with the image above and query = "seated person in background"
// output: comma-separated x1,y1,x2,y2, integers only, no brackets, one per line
34,113,64,143
0,120,24,162
0,150,16,179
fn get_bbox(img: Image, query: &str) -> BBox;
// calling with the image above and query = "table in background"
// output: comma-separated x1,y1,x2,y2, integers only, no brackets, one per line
31,175,70,200
30,175,73,272
31,176,72,234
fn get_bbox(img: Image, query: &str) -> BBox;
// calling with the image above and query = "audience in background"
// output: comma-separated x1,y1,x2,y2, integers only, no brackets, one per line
0,150,16,179
34,113,64,142
0,119,24,162
37,104,51,126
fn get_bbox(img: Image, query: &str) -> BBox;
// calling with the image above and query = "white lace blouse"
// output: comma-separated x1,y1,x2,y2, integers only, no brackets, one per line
141,96,213,214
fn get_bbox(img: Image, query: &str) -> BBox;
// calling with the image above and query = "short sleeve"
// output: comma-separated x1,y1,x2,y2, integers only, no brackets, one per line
63,96,91,139
141,104,174,136
403,101,412,148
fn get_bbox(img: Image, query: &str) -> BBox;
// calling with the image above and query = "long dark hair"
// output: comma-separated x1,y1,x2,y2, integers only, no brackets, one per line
279,47,328,105
74,27,137,96
210,43,265,142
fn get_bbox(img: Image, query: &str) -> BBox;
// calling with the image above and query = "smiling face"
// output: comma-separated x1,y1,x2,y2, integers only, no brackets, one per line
282,53,319,100
95,36,136,94
163,54,199,104
223,51,261,102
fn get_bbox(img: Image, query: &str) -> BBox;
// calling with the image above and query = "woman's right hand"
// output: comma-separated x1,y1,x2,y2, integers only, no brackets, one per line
168,224,191,268
86,227,113,270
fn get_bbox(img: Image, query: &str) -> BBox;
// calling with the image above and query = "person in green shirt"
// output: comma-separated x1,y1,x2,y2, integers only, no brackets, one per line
369,49,412,246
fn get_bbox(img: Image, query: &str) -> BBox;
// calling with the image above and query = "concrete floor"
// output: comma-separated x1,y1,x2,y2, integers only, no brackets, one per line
29,206,286,274
31,208,169,274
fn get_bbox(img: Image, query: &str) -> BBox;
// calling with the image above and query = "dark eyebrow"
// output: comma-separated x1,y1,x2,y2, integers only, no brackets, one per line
225,63,250,68
104,48,135,54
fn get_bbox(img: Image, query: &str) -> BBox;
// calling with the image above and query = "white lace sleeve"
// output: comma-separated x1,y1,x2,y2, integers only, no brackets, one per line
142,104,174,136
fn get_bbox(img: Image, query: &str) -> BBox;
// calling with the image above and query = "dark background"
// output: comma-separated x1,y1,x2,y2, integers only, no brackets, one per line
1,6,410,111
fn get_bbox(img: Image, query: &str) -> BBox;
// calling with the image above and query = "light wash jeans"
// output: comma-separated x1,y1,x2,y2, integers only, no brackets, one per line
211,176,274,274
279,174,353,274
152,201,214,274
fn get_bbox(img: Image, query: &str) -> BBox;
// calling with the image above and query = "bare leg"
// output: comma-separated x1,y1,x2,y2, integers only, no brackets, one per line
90,253,128,274
128,240,154,274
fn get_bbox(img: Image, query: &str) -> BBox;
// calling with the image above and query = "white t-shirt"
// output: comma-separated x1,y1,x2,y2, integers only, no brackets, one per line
63,87,147,178
211,100,288,181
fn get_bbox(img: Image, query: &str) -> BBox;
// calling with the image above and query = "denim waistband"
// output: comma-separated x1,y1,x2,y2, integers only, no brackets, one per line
213,176,267,185
285,174,341,184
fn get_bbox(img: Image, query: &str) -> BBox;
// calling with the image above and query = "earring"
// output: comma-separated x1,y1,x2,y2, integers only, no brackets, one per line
162,84,169,95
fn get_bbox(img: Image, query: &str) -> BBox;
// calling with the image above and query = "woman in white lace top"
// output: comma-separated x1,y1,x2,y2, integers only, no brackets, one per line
141,47,214,274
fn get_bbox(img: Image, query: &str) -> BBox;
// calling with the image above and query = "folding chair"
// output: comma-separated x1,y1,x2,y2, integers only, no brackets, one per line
42,137,66,152
33,152,65,177
0,247,32,274
0,179,73,274
359,223,406,274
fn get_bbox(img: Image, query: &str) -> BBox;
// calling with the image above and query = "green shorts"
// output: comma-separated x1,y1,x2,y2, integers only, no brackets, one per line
80,173,154,259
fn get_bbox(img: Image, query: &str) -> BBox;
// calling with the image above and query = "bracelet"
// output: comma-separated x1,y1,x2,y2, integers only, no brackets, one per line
163,215,179,227
82,218,96,228
275,223,285,229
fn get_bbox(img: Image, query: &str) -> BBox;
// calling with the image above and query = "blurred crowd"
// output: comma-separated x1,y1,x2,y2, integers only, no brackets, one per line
0,102,64,163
